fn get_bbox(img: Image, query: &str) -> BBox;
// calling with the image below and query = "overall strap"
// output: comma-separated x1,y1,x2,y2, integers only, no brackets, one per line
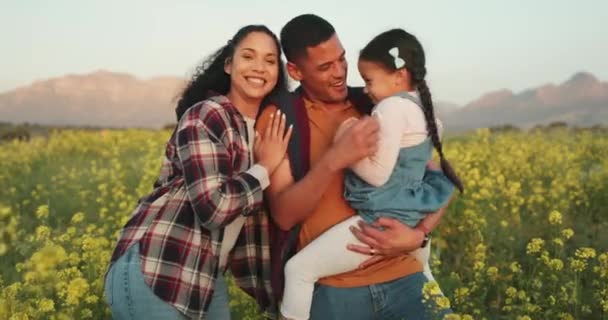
393,91,423,108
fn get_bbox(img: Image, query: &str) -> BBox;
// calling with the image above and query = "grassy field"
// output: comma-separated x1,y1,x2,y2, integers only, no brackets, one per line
0,128,607,319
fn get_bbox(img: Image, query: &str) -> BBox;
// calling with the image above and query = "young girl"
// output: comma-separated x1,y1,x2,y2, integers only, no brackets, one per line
279,29,464,320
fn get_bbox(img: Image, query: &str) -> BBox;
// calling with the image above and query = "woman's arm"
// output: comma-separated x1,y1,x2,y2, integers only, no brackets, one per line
176,103,268,231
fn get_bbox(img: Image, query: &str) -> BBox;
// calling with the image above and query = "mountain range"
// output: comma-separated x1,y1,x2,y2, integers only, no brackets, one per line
443,72,608,131
1,70,606,131
0,71,185,128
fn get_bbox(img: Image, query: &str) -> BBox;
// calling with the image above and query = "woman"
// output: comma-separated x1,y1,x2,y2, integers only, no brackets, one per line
104,25,291,319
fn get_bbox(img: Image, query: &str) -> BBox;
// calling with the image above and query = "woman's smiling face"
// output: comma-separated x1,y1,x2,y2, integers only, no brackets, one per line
225,31,280,104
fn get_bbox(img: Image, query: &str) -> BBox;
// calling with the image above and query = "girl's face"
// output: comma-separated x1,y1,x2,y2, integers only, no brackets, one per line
225,31,279,104
358,59,408,104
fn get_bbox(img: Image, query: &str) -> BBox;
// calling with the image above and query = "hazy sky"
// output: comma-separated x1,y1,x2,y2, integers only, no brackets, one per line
1,0,607,104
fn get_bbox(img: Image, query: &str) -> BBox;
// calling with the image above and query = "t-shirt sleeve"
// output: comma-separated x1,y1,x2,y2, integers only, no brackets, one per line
349,96,414,187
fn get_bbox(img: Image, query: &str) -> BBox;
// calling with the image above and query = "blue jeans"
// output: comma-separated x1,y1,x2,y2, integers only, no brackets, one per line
310,272,452,320
104,244,231,319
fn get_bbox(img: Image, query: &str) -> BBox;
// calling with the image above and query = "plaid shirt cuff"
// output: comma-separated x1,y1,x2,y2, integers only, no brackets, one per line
247,164,270,190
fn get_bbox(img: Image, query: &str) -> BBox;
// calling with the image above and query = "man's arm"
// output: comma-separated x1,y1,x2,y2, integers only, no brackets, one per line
256,106,380,230
413,159,449,235
348,160,453,265
265,152,340,230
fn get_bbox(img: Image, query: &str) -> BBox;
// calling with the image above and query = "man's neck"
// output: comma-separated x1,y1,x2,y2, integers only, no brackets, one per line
300,87,348,110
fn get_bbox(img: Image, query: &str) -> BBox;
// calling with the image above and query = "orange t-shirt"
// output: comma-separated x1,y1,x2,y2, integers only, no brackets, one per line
257,97,422,288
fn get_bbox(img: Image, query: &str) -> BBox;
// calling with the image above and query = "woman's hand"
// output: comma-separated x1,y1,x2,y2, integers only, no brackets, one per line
254,110,293,175
347,217,425,269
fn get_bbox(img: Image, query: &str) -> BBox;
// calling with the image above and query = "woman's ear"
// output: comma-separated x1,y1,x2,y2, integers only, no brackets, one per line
224,57,232,75
286,61,303,81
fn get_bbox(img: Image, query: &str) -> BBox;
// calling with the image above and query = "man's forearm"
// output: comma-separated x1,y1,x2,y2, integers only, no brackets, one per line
270,152,340,230
415,198,452,234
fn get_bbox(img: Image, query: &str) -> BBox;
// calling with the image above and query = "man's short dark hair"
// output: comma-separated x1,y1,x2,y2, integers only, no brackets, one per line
280,14,336,62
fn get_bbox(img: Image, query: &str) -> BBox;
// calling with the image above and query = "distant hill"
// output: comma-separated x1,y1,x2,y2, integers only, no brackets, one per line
0,71,185,128
444,72,608,132
1,70,606,131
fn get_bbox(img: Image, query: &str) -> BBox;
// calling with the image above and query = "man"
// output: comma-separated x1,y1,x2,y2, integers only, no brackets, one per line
256,14,452,319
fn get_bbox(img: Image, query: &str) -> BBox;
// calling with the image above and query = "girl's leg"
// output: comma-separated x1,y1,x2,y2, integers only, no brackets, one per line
104,244,186,319
205,273,231,320
280,216,369,320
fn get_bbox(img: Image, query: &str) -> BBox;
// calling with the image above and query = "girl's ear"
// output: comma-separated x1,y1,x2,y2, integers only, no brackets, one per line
396,68,413,88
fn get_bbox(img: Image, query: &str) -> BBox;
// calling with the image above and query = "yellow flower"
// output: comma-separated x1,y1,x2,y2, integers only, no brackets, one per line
435,296,451,310
35,225,51,241
548,258,564,271
486,266,499,281
65,278,90,305
38,298,55,312
84,295,99,304
548,210,562,225
506,286,517,298
8,312,29,320
510,262,522,273
81,308,93,319
517,290,528,301
559,313,574,320
597,253,608,278
35,205,49,219
575,247,596,260
422,281,442,299
561,228,574,240
454,287,471,304
553,238,564,247
526,238,544,255
71,212,85,224
569,258,587,273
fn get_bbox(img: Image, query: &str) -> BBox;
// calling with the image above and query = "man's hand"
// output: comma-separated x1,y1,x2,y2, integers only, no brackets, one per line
333,117,359,143
347,217,425,269
329,116,380,171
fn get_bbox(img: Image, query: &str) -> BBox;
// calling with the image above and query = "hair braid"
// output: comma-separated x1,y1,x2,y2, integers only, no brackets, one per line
416,79,464,193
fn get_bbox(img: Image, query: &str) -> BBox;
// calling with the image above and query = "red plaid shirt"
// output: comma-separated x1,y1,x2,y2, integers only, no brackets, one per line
108,95,276,319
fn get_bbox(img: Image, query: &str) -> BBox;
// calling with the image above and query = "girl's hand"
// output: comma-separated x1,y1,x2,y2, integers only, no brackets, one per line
254,110,293,174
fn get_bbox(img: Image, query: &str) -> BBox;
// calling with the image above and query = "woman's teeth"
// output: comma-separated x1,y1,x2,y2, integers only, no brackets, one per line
246,77,266,87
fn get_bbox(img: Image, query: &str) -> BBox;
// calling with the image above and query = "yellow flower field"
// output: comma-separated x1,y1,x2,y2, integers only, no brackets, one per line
0,128,607,319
